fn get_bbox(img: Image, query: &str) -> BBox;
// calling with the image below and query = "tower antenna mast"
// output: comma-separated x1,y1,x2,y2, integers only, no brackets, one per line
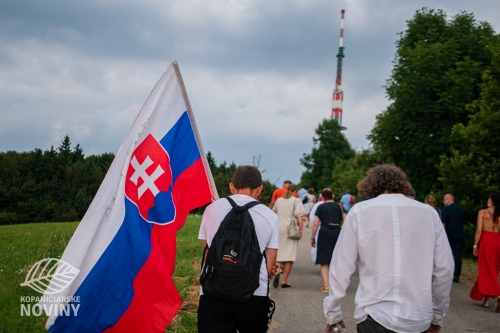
332,9,346,130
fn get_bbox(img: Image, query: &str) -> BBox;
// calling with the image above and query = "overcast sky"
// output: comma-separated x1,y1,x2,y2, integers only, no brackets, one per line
1,0,499,185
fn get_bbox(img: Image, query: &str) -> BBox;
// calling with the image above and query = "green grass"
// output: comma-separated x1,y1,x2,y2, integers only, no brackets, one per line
0,222,78,332
167,216,203,333
0,217,203,333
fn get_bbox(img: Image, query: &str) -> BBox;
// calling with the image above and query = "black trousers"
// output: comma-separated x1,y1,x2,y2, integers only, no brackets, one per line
357,316,428,333
448,238,463,278
197,295,275,333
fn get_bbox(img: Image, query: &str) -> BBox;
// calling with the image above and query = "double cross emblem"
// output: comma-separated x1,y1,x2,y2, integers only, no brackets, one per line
130,155,165,199
125,134,175,224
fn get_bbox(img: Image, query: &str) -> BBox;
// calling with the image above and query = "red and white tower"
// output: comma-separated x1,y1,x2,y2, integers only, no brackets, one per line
332,9,345,128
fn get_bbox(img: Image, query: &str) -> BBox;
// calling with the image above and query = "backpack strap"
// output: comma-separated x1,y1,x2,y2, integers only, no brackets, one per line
226,197,260,211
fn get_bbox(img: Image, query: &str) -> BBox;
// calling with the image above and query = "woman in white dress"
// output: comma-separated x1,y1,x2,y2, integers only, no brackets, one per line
272,184,305,288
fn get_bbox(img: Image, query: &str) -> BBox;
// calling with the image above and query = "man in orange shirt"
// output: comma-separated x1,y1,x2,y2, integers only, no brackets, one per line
268,180,298,209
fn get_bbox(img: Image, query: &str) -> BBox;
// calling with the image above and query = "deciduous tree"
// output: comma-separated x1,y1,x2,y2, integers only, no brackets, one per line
438,38,500,219
369,8,497,196
300,118,354,191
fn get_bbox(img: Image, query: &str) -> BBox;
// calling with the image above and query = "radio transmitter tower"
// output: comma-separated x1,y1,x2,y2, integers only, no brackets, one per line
332,9,346,130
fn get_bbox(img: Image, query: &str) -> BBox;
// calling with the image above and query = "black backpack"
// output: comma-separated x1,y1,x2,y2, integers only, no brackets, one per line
200,197,264,302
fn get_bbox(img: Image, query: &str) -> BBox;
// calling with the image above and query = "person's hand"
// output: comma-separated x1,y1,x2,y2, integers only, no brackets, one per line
270,262,280,279
427,323,441,333
473,248,478,257
311,239,316,248
325,320,345,332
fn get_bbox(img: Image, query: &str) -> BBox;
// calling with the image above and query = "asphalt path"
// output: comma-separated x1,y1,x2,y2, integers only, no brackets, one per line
269,226,499,333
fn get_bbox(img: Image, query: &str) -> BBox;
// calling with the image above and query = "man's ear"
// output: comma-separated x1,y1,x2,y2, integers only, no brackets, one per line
229,183,237,194
256,185,263,196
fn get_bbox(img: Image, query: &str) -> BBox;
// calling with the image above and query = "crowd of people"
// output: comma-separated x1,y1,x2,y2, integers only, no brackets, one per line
196,164,500,333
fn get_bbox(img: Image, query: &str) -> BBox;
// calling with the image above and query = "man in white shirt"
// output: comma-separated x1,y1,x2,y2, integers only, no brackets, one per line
198,166,280,333
324,164,454,333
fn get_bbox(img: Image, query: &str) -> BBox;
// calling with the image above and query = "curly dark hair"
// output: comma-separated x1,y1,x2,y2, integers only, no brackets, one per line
357,164,412,199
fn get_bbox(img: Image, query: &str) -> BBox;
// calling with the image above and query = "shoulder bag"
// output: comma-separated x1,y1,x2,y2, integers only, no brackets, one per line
287,198,301,240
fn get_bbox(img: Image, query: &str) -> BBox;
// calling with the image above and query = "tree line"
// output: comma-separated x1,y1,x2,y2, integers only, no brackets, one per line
299,9,500,253
0,136,114,224
0,137,276,224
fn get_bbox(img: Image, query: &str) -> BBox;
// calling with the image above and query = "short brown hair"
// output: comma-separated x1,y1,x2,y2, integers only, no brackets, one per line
232,166,262,190
308,188,314,194
425,195,436,207
321,189,333,200
357,164,411,199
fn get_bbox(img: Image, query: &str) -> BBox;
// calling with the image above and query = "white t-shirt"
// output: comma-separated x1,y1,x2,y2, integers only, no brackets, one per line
198,194,279,296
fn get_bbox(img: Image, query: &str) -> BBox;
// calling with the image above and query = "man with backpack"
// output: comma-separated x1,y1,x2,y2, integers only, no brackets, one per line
197,165,280,333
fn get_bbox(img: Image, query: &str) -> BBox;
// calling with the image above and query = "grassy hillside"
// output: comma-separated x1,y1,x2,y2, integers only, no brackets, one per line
0,218,202,333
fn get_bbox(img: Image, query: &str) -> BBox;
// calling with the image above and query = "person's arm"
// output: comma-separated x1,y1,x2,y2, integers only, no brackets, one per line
473,210,484,257
198,207,210,261
441,207,447,229
266,216,280,278
311,216,320,247
430,213,454,330
294,198,305,239
339,203,346,227
269,190,277,209
268,199,276,210
298,215,303,239
264,248,278,278
201,240,208,260
324,213,359,328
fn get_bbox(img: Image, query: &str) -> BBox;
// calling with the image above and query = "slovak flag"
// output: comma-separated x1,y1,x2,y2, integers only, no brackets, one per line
43,62,218,332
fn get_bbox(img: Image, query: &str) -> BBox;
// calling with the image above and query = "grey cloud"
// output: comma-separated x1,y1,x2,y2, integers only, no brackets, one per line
1,0,499,182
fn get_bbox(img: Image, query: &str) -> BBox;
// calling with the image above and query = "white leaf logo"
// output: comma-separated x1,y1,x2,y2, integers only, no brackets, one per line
20,258,80,294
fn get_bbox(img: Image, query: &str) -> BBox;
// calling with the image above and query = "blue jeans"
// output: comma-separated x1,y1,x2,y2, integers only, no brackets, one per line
448,238,463,278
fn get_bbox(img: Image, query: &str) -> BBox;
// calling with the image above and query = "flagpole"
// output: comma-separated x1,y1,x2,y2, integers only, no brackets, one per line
172,61,219,201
